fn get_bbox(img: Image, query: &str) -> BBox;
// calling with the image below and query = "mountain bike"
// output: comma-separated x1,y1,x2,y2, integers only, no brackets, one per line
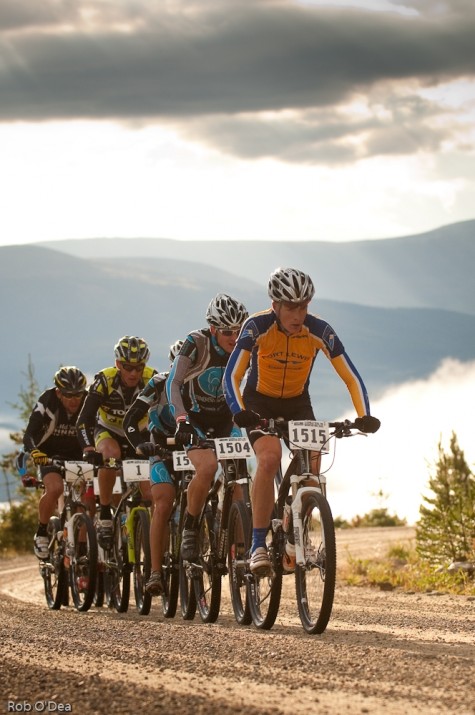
20,456,98,612
183,433,254,624
152,441,196,620
246,418,369,634
98,457,151,614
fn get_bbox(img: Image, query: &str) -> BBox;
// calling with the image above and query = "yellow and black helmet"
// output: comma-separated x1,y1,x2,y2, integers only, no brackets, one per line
114,336,150,364
54,366,87,393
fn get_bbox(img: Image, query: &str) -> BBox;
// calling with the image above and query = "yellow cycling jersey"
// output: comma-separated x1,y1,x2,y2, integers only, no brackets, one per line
224,309,370,416
77,366,156,447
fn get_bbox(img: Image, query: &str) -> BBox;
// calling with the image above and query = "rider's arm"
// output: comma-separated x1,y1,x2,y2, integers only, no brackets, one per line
76,390,103,449
22,389,58,453
123,398,149,449
223,344,252,415
165,337,195,421
23,397,48,452
123,376,163,449
330,352,371,417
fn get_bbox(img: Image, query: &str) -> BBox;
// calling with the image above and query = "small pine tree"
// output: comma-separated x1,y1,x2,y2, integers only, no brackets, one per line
0,358,42,554
416,433,475,567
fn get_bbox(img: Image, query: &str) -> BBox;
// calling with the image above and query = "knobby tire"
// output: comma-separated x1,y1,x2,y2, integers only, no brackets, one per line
43,517,67,610
133,509,152,616
227,500,252,626
295,491,336,634
69,512,98,613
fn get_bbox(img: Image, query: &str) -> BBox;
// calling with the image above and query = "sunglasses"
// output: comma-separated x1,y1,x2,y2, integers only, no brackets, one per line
218,329,240,337
60,391,85,399
121,363,145,373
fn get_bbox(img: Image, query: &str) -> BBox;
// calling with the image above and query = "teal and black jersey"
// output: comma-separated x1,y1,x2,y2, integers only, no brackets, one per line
166,328,231,421
124,371,175,450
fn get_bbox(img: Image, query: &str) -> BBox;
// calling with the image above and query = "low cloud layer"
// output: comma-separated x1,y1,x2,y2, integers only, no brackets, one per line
1,0,474,165
328,357,475,524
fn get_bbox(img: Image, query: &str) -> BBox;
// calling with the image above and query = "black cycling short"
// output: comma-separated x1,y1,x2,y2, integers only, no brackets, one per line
242,388,315,446
188,412,234,443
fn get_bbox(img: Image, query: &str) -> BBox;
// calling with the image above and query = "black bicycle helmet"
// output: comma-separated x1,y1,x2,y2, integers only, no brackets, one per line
268,267,315,303
206,294,248,330
54,366,87,393
114,336,150,363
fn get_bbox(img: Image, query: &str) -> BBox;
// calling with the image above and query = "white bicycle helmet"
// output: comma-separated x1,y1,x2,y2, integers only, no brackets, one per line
268,267,315,303
168,339,184,362
206,294,248,330
114,336,150,364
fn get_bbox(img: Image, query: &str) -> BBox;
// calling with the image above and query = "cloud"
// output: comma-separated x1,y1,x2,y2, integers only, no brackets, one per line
1,1,474,122
326,357,475,524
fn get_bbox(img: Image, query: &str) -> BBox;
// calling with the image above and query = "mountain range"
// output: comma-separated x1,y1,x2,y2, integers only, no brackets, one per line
1,219,474,500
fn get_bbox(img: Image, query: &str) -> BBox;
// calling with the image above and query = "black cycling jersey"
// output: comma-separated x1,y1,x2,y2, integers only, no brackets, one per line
23,388,85,460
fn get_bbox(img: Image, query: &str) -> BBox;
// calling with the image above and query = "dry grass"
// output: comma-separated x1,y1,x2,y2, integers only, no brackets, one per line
339,542,475,596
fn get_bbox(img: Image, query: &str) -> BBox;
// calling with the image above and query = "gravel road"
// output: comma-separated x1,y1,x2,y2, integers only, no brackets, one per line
1,527,474,715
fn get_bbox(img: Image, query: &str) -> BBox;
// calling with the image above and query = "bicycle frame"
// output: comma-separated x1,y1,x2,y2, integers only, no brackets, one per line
284,449,328,568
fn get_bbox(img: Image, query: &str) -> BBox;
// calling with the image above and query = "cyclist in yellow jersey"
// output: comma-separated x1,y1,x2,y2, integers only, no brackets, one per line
77,336,156,547
224,268,380,576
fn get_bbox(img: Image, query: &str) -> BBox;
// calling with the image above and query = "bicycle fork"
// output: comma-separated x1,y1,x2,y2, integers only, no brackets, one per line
288,474,326,568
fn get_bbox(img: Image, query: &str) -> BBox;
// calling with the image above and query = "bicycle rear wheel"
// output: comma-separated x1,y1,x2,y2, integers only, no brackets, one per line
227,500,252,625
69,512,98,612
42,517,67,610
162,514,179,618
133,509,152,616
295,491,336,634
104,514,130,613
247,531,282,630
194,507,222,623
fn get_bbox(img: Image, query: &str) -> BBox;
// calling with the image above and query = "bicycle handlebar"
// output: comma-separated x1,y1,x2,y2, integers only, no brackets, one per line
250,416,377,439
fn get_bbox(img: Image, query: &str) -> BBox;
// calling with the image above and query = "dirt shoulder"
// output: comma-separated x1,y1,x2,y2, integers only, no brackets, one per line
1,528,474,715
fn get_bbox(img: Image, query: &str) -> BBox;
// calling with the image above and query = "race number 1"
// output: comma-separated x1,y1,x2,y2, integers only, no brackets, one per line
122,459,151,482
288,420,329,451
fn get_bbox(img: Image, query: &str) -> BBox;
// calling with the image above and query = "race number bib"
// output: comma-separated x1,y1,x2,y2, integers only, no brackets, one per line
64,460,95,483
172,451,195,471
214,437,252,460
288,420,330,452
122,459,150,483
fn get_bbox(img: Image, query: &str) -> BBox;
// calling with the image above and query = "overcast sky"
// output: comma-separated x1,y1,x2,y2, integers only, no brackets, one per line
1,0,475,245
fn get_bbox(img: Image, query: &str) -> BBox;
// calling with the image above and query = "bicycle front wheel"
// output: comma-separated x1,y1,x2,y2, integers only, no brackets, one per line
162,515,179,618
179,552,197,620
295,491,336,634
194,507,221,624
69,512,98,613
104,514,130,613
42,517,67,610
133,509,152,616
227,500,252,625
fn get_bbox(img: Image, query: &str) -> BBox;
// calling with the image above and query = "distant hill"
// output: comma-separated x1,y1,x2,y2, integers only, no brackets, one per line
40,219,475,315
2,221,475,501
